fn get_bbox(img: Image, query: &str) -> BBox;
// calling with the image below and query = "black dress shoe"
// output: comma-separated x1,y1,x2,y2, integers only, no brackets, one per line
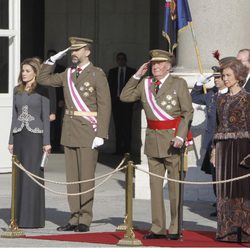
166,234,181,240
210,211,217,217
74,224,90,232
57,223,77,231
143,232,166,239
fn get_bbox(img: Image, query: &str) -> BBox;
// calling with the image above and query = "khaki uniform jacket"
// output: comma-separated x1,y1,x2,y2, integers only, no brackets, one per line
37,63,111,147
120,75,193,158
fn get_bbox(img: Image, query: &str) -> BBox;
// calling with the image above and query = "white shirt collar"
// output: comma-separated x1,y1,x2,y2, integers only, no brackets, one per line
218,87,228,94
78,62,90,71
242,73,250,88
157,73,170,87
119,66,126,72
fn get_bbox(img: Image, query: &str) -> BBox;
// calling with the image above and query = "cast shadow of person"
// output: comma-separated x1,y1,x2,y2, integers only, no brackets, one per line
0,208,71,229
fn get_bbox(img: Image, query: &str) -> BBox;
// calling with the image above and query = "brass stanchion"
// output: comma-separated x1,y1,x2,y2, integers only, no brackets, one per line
116,153,130,231
1,155,25,238
117,161,142,246
116,166,129,231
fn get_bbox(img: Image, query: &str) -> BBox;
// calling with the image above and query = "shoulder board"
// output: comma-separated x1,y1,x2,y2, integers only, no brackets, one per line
95,67,104,73
171,75,181,79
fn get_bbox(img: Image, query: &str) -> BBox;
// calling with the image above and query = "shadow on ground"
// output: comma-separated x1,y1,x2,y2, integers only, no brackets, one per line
0,208,70,228
98,152,141,168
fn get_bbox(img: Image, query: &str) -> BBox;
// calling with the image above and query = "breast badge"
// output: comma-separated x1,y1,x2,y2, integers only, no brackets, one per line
171,100,177,106
161,101,167,106
166,105,172,110
166,95,172,101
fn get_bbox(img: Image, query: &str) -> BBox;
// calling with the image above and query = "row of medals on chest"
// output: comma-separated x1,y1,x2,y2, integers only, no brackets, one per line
157,87,177,110
79,82,93,97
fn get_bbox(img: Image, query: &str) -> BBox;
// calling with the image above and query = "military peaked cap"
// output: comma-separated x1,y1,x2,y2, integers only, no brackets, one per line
68,37,93,50
149,49,174,63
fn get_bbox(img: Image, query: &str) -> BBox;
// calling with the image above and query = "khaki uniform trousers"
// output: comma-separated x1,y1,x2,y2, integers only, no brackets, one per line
64,146,98,226
148,154,181,235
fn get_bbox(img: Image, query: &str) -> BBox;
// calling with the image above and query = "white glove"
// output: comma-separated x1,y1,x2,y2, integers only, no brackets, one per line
49,48,69,63
196,74,211,86
91,137,104,149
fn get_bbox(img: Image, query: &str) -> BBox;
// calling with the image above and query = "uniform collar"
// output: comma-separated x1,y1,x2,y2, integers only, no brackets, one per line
218,87,228,94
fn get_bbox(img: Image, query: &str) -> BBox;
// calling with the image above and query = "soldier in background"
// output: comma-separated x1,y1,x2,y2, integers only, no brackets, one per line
108,52,136,155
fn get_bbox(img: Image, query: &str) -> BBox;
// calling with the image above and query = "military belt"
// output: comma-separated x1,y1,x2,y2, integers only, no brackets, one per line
65,109,97,117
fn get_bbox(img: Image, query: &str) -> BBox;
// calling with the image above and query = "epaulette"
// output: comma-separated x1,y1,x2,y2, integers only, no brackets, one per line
95,67,104,73
172,75,181,79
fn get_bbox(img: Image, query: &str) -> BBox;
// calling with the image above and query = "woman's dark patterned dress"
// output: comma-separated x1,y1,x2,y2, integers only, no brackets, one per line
214,89,250,242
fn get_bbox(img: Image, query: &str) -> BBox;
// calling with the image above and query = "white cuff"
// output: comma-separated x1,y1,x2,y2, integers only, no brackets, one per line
196,81,203,86
133,74,141,80
176,136,184,142
45,59,55,65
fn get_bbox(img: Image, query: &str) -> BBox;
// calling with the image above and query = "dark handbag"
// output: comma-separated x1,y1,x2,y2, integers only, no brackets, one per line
240,154,250,168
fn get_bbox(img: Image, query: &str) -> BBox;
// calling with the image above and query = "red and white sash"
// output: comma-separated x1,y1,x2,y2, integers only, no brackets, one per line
67,68,97,130
144,78,174,121
144,78,193,146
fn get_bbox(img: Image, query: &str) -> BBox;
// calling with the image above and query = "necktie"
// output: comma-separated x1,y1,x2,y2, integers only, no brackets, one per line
154,80,161,94
118,68,124,95
76,67,82,78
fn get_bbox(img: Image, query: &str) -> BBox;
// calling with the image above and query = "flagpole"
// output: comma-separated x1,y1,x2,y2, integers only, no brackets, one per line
188,22,207,93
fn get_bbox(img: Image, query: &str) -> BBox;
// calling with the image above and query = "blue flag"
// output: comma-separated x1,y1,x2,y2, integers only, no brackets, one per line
162,0,192,53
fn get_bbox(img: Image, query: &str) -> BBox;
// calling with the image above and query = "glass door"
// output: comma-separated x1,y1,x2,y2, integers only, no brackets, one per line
0,0,20,172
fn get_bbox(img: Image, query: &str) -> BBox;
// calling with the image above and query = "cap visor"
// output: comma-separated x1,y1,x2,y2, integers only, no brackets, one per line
69,44,86,50
150,57,169,62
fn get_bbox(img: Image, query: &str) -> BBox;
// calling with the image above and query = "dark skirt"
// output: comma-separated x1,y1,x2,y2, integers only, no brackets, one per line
13,128,45,228
216,138,250,242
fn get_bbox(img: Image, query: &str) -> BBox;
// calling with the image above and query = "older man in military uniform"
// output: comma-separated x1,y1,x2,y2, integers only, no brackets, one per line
120,50,193,240
37,37,111,232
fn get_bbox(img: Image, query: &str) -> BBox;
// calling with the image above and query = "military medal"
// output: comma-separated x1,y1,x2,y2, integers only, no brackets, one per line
166,95,172,100
161,101,167,106
171,100,177,106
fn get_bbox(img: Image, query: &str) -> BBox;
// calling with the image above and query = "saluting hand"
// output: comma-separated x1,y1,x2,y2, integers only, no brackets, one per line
49,48,69,63
134,62,150,78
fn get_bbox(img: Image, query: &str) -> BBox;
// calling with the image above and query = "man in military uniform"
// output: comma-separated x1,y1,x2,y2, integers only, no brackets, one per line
120,50,193,240
37,37,111,232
